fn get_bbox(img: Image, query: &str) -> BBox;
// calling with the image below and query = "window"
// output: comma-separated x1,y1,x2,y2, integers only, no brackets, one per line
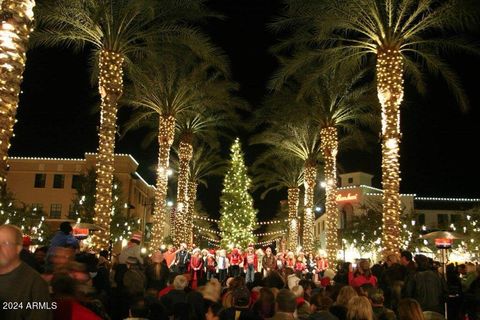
34,174,46,188
437,214,449,228
71,175,80,189
450,214,462,224
31,203,43,213
348,177,353,184
417,213,425,226
322,221,325,231
53,174,65,189
50,204,62,218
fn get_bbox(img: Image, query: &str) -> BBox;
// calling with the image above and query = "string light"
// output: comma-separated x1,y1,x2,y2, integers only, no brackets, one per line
0,0,35,188
219,138,257,248
174,140,193,245
287,187,299,250
302,165,316,253
91,50,124,250
376,47,404,258
149,115,175,252
321,126,339,261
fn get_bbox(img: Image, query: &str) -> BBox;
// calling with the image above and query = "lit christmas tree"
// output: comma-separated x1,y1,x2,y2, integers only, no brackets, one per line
219,138,257,248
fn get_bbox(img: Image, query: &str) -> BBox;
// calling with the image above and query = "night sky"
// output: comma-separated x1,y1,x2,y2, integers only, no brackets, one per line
10,0,480,221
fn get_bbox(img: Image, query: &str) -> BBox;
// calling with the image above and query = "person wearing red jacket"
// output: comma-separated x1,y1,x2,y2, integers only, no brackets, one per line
349,259,377,288
244,245,258,283
190,248,204,289
229,248,242,277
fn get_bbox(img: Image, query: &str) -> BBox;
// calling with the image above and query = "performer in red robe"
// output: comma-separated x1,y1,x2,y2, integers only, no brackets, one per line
190,248,204,289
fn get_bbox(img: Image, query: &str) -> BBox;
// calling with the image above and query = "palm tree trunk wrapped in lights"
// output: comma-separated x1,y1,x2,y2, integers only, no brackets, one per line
377,48,404,258
287,187,300,251
91,50,124,250
150,115,175,252
302,164,316,253
0,0,35,189
175,140,193,245
320,126,339,261
186,181,197,245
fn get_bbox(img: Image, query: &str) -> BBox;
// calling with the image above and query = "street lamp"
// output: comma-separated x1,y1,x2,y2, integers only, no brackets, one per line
420,230,464,320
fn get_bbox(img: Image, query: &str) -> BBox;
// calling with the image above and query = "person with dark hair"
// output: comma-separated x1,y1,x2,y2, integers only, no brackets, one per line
366,288,396,320
404,255,447,314
400,251,415,274
334,262,352,286
309,294,338,320
251,287,276,319
205,302,223,320
264,270,286,290
47,221,80,258
125,297,150,320
146,250,169,291
221,286,259,319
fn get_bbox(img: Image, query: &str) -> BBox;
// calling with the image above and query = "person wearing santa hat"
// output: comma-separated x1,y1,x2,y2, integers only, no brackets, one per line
229,248,242,278
205,250,217,281
243,244,258,284
262,247,276,278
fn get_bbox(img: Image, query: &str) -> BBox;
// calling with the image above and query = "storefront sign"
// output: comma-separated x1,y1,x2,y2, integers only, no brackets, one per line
336,193,358,202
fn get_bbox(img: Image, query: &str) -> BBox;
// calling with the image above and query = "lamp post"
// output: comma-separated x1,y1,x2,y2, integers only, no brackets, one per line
420,230,464,320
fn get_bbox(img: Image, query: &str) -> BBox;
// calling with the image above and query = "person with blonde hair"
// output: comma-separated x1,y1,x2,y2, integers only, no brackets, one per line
398,298,425,320
331,285,358,320
347,296,374,320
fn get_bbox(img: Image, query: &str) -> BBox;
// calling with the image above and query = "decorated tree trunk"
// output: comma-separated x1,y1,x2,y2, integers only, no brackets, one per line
287,187,300,251
0,0,35,190
175,140,193,245
187,181,197,245
320,126,339,261
149,115,175,252
302,164,316,253
376,47,404,258
92,50,124,250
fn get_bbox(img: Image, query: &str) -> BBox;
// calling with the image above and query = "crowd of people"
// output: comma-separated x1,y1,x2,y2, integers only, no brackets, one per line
1,222,479,320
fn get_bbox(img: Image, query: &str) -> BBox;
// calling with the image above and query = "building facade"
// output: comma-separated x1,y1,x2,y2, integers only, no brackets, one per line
314,172,480,250
6,154,171,239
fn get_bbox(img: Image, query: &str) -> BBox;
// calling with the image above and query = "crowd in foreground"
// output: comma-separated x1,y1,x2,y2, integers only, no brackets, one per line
0,223,479,320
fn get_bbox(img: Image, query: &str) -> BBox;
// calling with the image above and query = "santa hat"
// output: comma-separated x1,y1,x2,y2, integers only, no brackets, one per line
209,249,216,255
130,231,142,243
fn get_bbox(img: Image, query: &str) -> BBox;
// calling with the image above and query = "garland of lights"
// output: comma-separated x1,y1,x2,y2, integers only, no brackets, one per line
0,0,35,189
287,187,300,250
193,215,288,226
91,50,124,250
150,115,176,252
377,47,404,258
302,164,317,253
175,140,193,245
321,126,339,261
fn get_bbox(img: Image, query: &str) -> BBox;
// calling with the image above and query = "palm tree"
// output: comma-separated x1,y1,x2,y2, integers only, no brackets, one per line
252,123,322,253
186,145,226,245
272,0,477,257
253,156,304,251
32,0,220,249
0,0,35,189
298,69,377,261
124,52,232,250
173,111,227,245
